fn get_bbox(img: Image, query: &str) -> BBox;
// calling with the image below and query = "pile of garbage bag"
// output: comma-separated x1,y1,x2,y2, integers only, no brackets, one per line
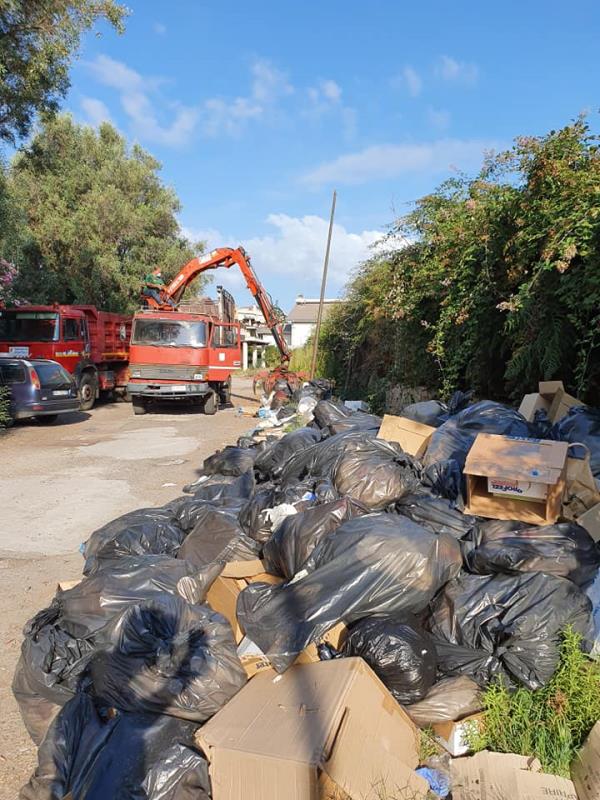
13,378,600,798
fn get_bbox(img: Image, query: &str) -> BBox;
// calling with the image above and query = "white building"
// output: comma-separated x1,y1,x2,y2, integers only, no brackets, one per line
235,304,276,369
285,296,341,349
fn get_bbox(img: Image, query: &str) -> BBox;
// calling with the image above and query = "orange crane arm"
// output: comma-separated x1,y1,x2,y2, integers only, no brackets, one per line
146,246,291,364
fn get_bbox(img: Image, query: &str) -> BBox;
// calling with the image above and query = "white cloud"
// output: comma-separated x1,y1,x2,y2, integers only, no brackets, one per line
202,58,293,137
302,138,498,186
427,107,451,130
180,214,384,303
305,79,355,138
153,22,167,35
80,97,112,127
437,55,479,84
393,66,422,97
87,55,198,146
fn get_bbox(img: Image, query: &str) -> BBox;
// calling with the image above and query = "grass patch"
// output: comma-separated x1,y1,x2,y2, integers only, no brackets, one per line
469,628,600,777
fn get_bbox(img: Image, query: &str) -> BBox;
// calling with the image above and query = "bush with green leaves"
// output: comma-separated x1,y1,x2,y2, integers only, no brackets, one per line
470,628,600,777
0,385,11,427
321,118,600,409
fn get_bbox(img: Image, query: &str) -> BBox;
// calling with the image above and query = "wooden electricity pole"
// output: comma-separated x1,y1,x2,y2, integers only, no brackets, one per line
310,189,337,380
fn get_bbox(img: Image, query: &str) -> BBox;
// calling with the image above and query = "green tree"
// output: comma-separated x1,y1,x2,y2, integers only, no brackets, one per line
10,114,201,312
0,0,127,144
322,117,600,407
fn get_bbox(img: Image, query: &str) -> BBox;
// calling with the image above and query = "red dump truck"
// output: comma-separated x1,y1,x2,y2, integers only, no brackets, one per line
0,304,131,409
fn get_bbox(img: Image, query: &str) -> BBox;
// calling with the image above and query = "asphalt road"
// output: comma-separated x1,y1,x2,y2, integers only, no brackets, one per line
0,376,259,798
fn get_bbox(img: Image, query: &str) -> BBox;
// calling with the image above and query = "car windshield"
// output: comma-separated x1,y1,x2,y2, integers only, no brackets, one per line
132,319,207,347
33,362,73,389
0,311,59,342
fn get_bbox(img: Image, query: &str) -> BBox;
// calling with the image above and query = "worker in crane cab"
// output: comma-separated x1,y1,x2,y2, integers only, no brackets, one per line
142,268,176,307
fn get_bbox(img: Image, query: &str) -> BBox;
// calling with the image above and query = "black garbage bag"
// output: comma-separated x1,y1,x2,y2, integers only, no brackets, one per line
420,459,464,504
401,399,448,427
238,483,277,543
342,615,437,704
183,471,255,500
551,406,600,477
53,556,212,638
313,399,352,429
12,659,63,745
465,520,600,586
404,676,482,727
395,493,480,540
254,427,322,479
13,603,97,743
83,519,187,576
83,506,180,565
20,693,210,800
332,437,419,510
328,412,383,436
424,401,532,471
91,595,246,721
200,445,256,477
294,379,333,402
174,496,248,532
427,570,592,689
177,505,260,568
400,391,472,429
237,513,462,672
263,497,368,579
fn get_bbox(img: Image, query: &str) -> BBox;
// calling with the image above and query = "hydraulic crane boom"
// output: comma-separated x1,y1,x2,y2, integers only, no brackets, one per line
145,246,291,365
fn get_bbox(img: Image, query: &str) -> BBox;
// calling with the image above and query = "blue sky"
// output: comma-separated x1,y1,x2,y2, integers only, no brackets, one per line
67,0,599,310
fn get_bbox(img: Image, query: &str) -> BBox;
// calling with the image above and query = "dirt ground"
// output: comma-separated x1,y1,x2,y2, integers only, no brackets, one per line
0,377,259,799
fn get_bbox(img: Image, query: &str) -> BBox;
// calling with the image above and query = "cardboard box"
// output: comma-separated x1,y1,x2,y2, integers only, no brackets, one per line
377,414,436,458
464,434,569,524
452,751,579,800
518,393,551,422
206,560,282,643
572,721,600,800
519,382,584,424
577,502,600,543
197,657,428,800
432,713,483,757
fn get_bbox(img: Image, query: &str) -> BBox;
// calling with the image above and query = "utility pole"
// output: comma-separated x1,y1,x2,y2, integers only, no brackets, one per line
310,189,337,380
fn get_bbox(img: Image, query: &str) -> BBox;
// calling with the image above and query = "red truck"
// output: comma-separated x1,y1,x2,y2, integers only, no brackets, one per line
127,247,296,415
0,304,131,409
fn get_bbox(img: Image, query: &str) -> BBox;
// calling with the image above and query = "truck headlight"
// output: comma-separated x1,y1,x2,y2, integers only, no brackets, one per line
193,372,204,380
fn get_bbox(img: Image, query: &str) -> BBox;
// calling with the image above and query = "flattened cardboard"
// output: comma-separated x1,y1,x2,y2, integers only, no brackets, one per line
197,658,422,800
577,502,600,543
432,713,482,756
563,447,600,521
518,393,551,423
465,434,568,524
452,751,578,800
539,380,565,398
572,721,600,800
377,414,436,458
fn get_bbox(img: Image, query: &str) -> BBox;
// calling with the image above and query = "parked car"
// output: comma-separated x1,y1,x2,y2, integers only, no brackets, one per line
0,357,80,423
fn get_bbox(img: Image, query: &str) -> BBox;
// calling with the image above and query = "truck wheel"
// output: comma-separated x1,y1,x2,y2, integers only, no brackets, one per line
132,397,147,415
203,391,217,415
79,373,97,411
219,379,232,406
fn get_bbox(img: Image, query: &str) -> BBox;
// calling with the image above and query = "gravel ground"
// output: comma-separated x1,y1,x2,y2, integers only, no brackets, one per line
0,377,259,798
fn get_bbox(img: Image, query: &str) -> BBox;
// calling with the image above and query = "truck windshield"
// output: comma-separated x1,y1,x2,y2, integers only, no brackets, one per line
132,319,207,347
0,312,59,342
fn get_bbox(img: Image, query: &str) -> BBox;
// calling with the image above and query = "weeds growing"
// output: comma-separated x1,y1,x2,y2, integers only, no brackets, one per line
469,628,600,776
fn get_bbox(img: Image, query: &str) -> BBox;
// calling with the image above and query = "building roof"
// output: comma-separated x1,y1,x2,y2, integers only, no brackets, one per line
287,298,342,324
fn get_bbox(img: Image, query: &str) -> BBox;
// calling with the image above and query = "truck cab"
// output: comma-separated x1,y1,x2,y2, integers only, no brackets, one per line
127,306,241,415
